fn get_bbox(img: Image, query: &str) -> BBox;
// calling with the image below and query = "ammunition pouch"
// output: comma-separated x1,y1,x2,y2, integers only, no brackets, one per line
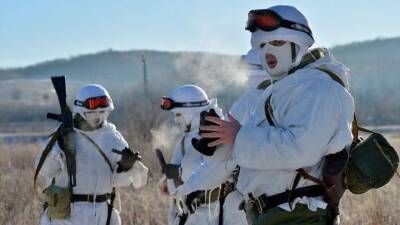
44,184,71,219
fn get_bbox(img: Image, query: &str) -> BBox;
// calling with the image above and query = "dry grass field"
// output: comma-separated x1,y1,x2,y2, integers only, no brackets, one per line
0,133,399,225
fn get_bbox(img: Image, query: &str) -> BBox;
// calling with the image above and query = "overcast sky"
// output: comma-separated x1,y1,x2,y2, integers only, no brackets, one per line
1,0,399,68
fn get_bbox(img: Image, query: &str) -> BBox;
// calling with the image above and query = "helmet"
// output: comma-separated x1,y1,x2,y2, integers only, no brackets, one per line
251,5,314,66
73,84,114,116
162,85,211,131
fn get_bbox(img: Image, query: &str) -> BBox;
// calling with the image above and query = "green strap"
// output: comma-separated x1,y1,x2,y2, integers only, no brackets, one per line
180,136,186,157
257,79,272,90
264,95,275,126
79,131,116,225
79,132,113,172
33,129,60,191
315,68,375,142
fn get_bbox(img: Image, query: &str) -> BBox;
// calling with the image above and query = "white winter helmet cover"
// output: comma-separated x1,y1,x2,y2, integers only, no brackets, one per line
242,48,265,77
73,84,114,117
162,85,213,130
251,5,315,67
241,47,271,89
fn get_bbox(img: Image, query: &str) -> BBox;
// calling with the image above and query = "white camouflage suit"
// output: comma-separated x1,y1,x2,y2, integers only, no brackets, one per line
233,48,354,213
35,121,148,225
168,100,226,225
176,48,270,225
166,123,204,225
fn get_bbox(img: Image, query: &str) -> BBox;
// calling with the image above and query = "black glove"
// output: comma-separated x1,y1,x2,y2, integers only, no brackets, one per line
113,147,141,173
164,163,181,180
191,108,221,156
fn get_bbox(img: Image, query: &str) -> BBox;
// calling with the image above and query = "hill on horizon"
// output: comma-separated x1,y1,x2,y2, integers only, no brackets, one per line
0,37,399,126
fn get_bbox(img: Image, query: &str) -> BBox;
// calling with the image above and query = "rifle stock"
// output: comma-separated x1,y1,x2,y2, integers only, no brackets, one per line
48,76,76,187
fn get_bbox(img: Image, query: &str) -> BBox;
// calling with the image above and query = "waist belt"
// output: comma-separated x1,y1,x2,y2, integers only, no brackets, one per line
187,182,235,213
72,193,112,203
242,185,325,214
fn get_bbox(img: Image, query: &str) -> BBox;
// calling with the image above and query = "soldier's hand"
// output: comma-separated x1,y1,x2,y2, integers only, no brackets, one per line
164,164,180,179
200,113,241,147
113,147,142,173
192,109,221,155
158,176,169,196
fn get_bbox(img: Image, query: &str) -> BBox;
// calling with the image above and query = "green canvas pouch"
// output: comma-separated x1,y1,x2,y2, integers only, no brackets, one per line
45,184,71,219
346,133,399,194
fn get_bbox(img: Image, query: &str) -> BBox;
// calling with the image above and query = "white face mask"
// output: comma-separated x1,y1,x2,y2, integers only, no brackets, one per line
174,113,190,132
84,110,109,128
260,42,294,81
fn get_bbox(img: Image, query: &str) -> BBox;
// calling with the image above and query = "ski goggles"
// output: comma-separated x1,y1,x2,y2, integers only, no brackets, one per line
161,97,209,110
245,9,313,39
74,96,110,110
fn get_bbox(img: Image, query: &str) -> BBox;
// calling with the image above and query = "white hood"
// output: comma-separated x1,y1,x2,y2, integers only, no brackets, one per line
306,48,351,90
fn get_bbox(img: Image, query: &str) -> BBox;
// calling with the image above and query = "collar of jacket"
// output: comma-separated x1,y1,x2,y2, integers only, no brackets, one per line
257,79,272,90
288,48,326,75
73,113,104,132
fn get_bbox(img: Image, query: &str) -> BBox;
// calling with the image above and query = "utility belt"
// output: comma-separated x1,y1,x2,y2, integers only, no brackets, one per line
186,182,234,214
71,193,113,203
240,185,325,215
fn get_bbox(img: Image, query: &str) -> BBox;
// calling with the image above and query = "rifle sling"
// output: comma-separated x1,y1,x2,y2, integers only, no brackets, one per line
78,131,113,172
33,129,60,192
180,136,186,157
78,131,116,225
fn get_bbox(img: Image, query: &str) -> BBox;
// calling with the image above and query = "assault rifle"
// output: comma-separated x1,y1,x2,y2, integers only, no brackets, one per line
155,149,183,186
47,75,76,187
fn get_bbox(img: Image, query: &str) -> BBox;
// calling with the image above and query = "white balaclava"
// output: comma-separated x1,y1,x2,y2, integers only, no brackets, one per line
73,84,114,128
251,5,315,81
242,47,270,89
169,85,211,132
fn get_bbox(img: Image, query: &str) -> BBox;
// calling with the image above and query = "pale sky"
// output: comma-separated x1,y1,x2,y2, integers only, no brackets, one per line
1,0,399,68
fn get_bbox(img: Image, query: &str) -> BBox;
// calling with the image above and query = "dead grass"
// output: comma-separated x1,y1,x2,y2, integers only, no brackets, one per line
0,134,399,225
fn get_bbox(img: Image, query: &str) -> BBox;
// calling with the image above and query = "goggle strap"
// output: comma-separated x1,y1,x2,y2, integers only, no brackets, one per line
279,20,313,39
246,10,313,40
174,100,209,108
74,100,85,107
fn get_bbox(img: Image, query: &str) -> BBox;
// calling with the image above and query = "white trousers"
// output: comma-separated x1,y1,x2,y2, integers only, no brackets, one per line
185,202,219,225
222,191,248,225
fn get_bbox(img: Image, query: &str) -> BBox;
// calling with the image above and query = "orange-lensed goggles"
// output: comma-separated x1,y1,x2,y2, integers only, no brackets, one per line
160,97,209,111
74,96,110,110
246,9,313,40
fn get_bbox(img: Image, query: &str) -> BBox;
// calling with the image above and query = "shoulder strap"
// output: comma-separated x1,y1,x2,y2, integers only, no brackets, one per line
181,136,186,156
315,68,375,143
316,68,345,87
264,95,275,126
33,129,60,189
257,80,272,90
79,132,113,172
